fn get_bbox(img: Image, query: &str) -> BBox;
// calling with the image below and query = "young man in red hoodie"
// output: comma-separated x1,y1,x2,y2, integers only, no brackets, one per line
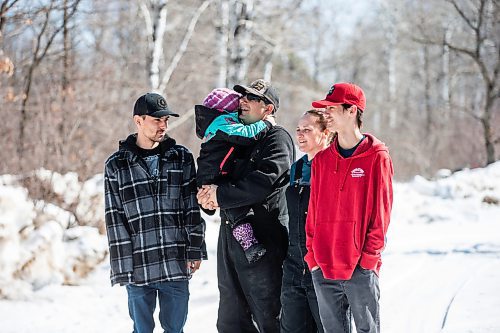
305,83,393,333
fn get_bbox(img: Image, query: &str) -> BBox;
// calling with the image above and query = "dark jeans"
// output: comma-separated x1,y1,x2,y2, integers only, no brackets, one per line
311,266,380,333
217,221,287,333
280,281,324,333
126,280,189,333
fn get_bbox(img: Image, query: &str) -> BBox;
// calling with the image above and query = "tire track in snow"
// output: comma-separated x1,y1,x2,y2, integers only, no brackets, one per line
381,253,490,333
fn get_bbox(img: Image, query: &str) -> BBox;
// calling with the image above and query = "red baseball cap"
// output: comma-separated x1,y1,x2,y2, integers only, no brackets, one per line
312,82,366,112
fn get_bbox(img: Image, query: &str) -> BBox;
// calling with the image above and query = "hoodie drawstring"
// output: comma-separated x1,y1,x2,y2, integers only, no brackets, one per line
340,159,353,191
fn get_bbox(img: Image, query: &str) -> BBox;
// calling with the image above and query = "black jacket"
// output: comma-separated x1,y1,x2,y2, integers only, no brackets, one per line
283,156,313,287
216,125,295,245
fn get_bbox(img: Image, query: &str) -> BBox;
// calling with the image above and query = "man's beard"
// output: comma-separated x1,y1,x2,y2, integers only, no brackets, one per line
147,132,166,142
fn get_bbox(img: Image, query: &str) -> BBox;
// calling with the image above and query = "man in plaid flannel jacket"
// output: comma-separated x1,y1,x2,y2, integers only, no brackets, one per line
104,92,206,333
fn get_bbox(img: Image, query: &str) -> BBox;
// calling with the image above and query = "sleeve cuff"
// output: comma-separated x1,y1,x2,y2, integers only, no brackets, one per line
187,248,207,261
111,272,133,286
360,253,380,270
201,207,216,216
304,252,317,271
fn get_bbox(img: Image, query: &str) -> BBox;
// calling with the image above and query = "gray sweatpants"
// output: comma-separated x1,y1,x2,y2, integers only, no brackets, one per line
311,265,380,333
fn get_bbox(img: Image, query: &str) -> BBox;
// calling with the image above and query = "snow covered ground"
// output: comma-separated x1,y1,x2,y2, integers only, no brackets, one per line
1,162,500,332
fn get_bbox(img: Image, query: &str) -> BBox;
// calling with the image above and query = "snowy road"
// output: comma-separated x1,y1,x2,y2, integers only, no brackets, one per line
382,253,500,333
1,216,499,333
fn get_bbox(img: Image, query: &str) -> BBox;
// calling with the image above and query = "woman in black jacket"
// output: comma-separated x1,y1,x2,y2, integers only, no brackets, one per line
280,110,332,333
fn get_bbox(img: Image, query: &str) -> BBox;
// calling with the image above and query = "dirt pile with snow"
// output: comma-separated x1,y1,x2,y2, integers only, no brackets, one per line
0,170,107,299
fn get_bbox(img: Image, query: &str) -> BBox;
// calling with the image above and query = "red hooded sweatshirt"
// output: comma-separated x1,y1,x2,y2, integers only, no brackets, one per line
304,133,393,280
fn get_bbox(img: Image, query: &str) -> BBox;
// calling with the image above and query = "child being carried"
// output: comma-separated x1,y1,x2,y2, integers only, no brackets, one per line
195,88,274,263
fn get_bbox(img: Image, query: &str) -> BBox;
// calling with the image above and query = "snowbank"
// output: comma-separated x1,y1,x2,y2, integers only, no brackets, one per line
393,161,500,226
0,171,107,299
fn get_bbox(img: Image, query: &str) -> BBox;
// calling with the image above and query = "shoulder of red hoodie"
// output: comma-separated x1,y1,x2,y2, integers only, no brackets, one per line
313,133,391,167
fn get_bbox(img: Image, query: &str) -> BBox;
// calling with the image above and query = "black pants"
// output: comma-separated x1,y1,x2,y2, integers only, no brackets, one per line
216,221,287,333
280,280,324,333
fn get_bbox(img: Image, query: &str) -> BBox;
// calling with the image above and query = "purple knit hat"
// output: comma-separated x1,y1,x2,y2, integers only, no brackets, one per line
202,88,241,112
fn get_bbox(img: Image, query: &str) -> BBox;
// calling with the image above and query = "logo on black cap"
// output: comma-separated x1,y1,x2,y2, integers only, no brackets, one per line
157,97,167,108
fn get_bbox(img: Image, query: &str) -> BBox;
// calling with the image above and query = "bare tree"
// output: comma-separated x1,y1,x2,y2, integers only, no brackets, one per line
310,2,327,86
18,0,81,167
216,0,307,85
140,0,168,90
0,0,19,37
215,0,230,87
140,0,213,93
414,0,500,165
259,0,303,82
227,0,254,86
0,0,18,78
3,0,495,182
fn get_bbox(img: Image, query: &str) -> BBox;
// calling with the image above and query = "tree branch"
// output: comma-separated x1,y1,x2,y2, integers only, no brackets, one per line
35,0,81,66
443,40,476,60
148,0,167,89
30,3,52,69
492,41,500,93
446,0,476,31
139,0,153,38
0,0,20,24
444,39,493,85
475,0,486,57
158,0,212,92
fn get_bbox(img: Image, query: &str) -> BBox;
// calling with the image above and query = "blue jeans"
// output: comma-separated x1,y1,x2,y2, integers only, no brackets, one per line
126,280,189,333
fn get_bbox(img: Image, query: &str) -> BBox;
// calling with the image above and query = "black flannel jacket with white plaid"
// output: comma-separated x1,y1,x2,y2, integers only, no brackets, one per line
104,134,206,286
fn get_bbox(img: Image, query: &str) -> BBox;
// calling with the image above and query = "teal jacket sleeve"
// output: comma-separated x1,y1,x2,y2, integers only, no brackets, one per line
205,113,272,146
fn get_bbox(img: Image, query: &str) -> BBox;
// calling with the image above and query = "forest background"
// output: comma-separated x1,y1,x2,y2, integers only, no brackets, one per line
0,0,499,184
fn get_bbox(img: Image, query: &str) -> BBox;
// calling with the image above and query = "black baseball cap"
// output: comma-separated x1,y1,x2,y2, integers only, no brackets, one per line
233,79,280,111
133,93,179,117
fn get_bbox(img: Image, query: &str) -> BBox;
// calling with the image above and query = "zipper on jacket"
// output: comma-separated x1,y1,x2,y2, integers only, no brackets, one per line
297,184,307,275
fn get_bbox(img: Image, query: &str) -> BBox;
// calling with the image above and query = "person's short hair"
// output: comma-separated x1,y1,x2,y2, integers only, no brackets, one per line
341,104,363,128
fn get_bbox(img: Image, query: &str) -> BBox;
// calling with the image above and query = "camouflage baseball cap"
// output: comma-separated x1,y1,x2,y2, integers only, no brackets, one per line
233,79,280,111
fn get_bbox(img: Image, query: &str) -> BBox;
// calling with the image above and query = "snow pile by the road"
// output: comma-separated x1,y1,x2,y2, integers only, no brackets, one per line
411,164,500,199
33,169,105,231
388,162,500,256
0,171,107,299
394,161,500,225
1,169,105,230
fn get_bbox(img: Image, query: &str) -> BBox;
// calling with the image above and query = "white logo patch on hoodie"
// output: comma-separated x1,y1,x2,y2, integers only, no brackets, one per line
351,168,365,178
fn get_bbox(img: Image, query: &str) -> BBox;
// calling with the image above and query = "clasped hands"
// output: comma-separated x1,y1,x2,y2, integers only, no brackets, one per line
196,184,219,210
